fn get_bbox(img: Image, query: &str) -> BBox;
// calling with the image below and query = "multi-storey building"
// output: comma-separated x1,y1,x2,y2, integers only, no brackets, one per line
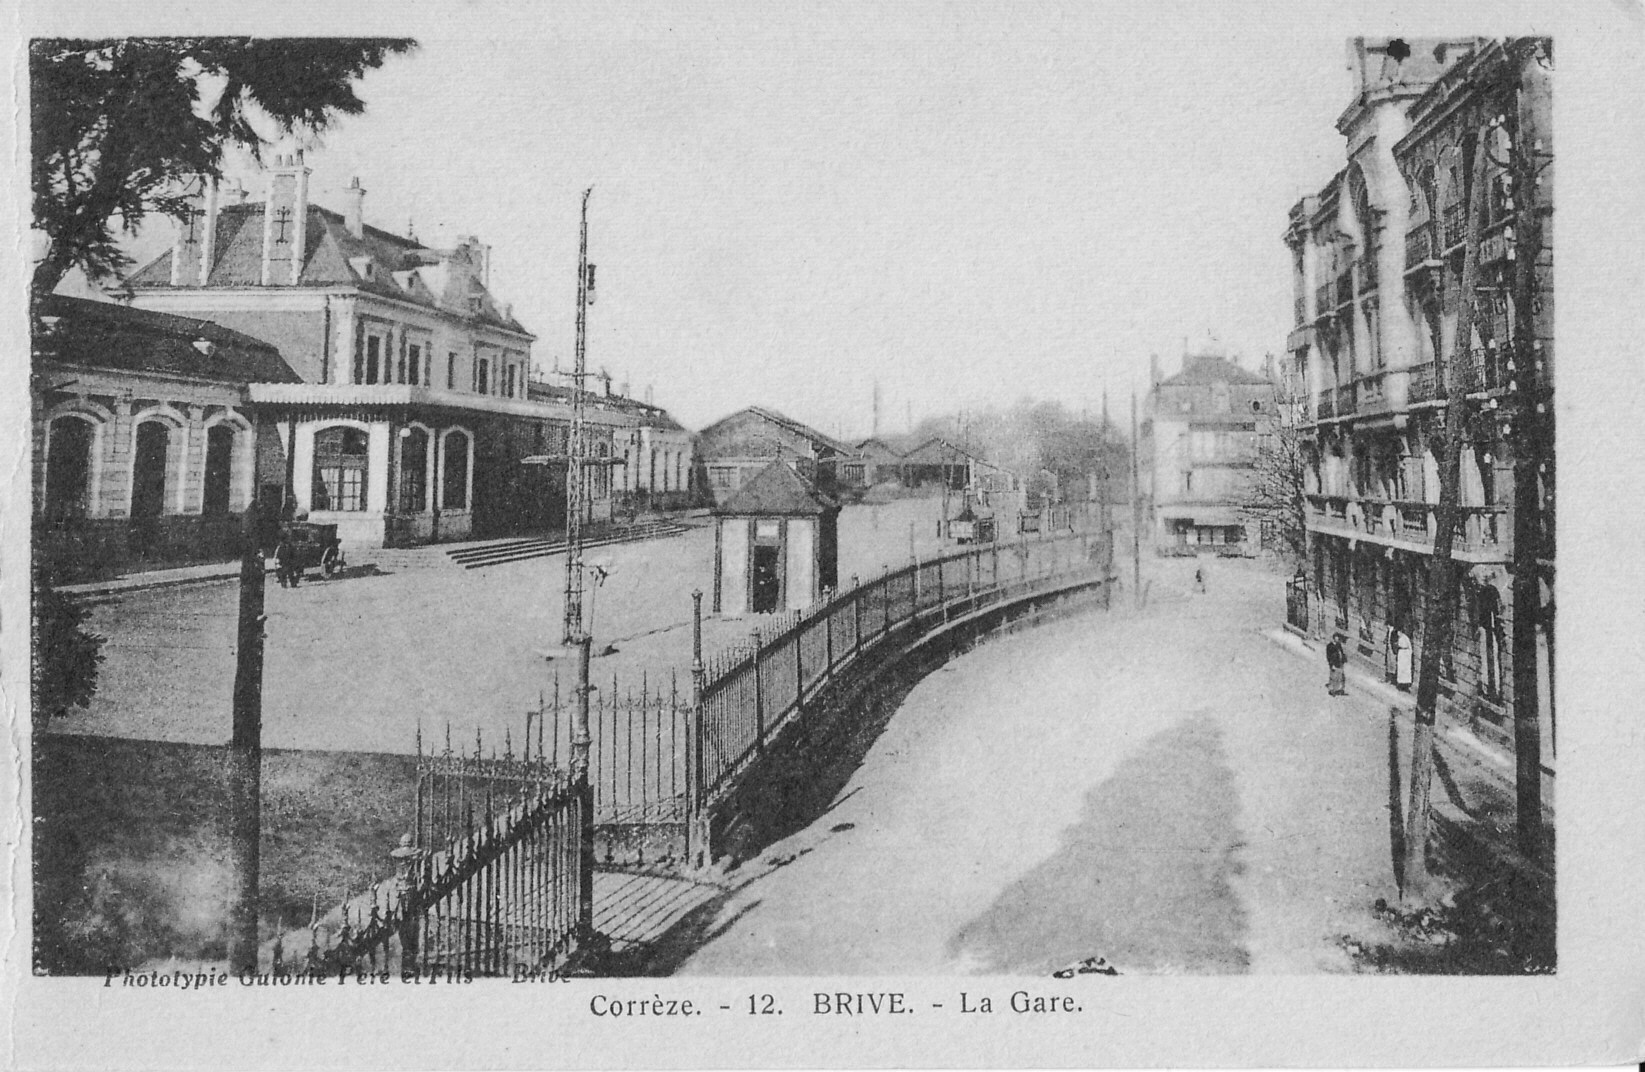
1142,349,1277,554
124,148,632,548
1283,39,1553,754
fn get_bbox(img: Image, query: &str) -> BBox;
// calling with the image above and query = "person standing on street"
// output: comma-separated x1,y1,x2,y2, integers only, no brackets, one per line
1194,565,1206,594
1326,632,1349,697
274,533,299,588
1394,626,1414,691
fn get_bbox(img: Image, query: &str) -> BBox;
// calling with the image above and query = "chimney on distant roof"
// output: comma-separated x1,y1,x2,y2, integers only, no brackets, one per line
345,177,366,239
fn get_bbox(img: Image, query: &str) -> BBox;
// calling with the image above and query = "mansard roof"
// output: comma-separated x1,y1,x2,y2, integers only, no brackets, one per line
1157,353,1274,388
34,294,302,385
126,202,531,336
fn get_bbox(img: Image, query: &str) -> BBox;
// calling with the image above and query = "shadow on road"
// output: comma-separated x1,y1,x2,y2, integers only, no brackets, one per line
947,712,1250,975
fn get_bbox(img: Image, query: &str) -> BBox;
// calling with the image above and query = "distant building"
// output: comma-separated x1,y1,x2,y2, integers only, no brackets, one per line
123,148,632,548
853,437,904,486
31,295,301,575
696,406,852,505
1142,349,1278,554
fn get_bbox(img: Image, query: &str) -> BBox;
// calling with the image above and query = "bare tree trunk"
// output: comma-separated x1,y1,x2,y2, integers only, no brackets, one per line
1404,124,1491,901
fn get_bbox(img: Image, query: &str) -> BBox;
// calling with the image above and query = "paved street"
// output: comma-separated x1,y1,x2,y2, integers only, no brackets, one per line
55,499,954,755
673,556,1404,975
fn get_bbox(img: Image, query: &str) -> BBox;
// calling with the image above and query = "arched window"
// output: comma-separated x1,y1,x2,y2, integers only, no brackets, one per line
400,427,429,513
203,424,235,515
314,427,369,511
442,430,470,510
45,416,94,518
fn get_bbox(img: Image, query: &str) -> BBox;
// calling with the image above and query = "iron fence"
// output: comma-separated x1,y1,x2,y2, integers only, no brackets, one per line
694,528,1102,800
295,724,584,978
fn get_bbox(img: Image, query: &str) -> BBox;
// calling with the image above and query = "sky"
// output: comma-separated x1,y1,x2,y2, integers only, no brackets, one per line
69,8,1429,436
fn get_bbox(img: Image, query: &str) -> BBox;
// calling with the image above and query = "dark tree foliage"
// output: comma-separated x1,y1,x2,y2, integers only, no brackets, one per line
30,37,416,296
32,566,106,729
1238,416,1310,566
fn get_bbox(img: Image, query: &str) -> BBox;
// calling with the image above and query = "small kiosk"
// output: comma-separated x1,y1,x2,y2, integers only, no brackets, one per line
713,461,840,615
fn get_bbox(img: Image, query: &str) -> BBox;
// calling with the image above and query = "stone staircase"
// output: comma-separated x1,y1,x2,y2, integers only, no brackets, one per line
446,520,691,569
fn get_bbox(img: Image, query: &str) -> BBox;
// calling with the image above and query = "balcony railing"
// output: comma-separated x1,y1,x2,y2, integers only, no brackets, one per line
1314,282,1334,318
1356,371,1386,410
1458,346,1508,393
1405,228,1433,269
1442,201,1467,249
1307,494,1509,557
1408,362,1437,403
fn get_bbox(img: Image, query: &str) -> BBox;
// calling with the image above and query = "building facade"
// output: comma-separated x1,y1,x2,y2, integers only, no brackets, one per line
1283,38,1553,752
124,149,631,548
1143,349,1278,554
31,295,301,577
696,407,851,505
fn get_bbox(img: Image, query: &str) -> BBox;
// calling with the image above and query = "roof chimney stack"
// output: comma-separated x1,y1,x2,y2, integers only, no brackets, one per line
345,177,366,239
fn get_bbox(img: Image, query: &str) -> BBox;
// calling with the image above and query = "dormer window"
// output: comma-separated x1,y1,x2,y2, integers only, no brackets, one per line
349,256,376,282
468,297,484,315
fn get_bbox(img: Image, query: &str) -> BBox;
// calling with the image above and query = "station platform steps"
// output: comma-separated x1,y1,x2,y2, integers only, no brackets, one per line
445,520,691,569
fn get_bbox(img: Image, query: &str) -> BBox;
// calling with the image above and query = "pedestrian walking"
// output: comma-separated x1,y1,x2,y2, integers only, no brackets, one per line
274,533,299,588
1384,623,1397,682
1393,627,1413,691
1194,565,1206,594
1325,632,1348,697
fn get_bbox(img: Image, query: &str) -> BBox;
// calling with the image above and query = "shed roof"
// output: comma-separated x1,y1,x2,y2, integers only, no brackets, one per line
700,406,852,455
716,460,837,516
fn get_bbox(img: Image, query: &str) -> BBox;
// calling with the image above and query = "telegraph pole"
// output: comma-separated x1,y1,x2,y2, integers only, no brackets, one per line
1130,391,1142,607
562,187,594,647
227,493,267,972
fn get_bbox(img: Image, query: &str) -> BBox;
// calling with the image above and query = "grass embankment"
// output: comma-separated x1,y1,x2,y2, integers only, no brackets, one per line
34,735,417,974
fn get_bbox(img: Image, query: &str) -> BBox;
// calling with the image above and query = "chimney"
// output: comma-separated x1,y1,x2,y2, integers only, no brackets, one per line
171,177,212,287
345,177,366,239
260,145,311,285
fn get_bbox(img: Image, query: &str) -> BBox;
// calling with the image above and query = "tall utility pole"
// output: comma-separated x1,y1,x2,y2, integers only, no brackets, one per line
1405,120,1491,899
562,187,594,647
227,499,267,973
1507,43,1551,862
1130,391,1142,607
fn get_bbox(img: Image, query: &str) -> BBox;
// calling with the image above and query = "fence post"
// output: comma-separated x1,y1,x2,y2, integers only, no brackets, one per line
794,617,805,716
688,589,706,869
852,576,862,658
825,598,834,674
751,630,766,752
571,633,597,949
